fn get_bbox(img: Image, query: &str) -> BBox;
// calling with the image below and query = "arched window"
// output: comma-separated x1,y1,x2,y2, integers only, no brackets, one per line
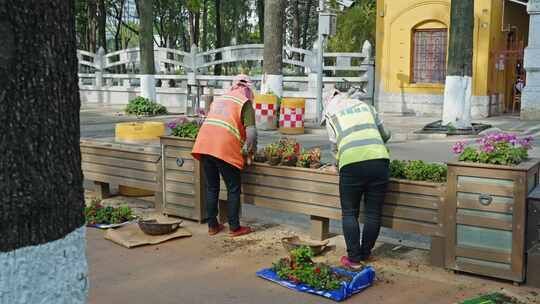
411,21,448,84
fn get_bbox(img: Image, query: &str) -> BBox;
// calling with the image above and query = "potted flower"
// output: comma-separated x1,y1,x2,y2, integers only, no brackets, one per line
446,132,539,283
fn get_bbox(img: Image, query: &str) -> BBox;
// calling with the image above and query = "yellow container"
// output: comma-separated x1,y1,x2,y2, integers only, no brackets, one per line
254,94,279,130
279,98,305,135
115,121,165,144
115,121,165,197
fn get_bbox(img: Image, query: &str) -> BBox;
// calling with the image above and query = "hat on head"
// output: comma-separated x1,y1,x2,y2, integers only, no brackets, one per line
233,74,253,87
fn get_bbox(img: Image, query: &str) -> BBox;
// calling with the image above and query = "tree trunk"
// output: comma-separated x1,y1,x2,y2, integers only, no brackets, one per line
87,0,97,52
262,0,285,95
0,1,87,302
302,0,313,50
442,0,474,128
257,0,264,42
97,0,106,52
139,0,156,100
292,0,301,59
214,0,222,75
202,0,208,50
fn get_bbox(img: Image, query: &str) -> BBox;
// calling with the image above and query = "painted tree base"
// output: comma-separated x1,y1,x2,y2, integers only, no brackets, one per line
0,227,88,303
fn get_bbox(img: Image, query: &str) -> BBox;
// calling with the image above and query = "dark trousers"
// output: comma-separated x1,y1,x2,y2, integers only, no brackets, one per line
339,159,389,262
201,155,241,231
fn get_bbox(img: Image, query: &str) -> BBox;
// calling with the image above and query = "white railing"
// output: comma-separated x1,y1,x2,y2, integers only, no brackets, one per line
77,42,374,120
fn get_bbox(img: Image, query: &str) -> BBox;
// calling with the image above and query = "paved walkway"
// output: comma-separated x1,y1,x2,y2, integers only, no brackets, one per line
86,200,540,304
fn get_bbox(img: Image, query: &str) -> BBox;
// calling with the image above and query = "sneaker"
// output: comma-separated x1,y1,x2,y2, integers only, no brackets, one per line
208,224,225,236
340,256,364,270
229,226,253,237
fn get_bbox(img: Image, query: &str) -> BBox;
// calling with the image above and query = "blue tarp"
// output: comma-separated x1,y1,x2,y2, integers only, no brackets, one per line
256,266,376,302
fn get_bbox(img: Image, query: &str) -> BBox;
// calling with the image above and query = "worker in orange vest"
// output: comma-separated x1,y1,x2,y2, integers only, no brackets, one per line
192,74,257,237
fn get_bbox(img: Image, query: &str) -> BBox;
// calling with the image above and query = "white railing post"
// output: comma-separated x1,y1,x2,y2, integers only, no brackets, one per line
362,41,375,102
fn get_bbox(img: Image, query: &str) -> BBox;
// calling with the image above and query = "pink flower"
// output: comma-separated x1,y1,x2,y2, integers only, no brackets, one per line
167,122,177,129
452,141,466,154
481,144,495,153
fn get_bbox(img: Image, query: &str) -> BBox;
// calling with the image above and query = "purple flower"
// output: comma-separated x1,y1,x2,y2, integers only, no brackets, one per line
167,122,177,129
481,144,495,153
452,141,466,154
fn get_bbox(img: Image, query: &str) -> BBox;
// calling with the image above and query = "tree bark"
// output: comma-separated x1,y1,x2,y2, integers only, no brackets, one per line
0,0,87,301
202,0,208,50
442,0,474,128
302,0,313,50
257,0,264,42
214,0,222,75
97,0,107,52
262,0,285,95
139,0,155,75
87,0,97,52
292,0,301,58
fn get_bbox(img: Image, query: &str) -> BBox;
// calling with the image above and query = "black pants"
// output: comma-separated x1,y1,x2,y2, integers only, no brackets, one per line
201,155,241,231
339,159,389,262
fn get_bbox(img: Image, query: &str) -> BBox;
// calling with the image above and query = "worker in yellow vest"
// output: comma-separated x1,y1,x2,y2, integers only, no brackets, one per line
322,91,391,268
192,74,257,237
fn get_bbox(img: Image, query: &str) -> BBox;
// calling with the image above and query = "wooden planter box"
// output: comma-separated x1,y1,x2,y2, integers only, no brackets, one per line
446,159,540,282
80,140,162,204
218,162,447,267
160,136,205,222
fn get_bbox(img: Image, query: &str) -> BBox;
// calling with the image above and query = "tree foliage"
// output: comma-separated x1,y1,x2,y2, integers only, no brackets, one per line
74,0,377,60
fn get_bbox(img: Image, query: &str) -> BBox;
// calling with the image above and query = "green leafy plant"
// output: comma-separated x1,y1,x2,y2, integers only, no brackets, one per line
390,160,447,183
85,200,135,225
167,116,203,139
272,246,343,291
125,96,168,116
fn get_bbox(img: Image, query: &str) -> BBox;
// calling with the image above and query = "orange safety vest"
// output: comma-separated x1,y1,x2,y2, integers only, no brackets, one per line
192,91,248,169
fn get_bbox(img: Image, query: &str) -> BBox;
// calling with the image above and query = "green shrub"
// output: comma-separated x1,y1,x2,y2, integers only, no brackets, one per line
125,96,168,116
390,160,447,183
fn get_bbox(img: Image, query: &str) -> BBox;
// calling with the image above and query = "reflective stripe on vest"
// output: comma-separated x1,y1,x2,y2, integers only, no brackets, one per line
203,117,244,145
328,102,389,168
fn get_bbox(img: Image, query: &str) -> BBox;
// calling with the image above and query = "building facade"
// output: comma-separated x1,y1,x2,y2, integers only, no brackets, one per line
375,0,529,118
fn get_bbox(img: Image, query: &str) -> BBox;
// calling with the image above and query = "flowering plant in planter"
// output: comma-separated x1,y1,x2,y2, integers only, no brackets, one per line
452,133,533,166
272,246,344,291
167,114,205,139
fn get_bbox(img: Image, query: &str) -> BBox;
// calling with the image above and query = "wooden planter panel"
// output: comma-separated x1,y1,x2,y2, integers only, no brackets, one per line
446,159,540,282
218,163,446,243
160,136,204,222
80,140,162,203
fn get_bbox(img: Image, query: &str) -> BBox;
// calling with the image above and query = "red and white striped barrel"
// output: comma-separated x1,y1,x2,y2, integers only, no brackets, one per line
279,98,305,135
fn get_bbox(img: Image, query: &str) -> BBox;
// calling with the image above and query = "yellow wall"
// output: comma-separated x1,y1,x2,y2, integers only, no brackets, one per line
376,0,528,100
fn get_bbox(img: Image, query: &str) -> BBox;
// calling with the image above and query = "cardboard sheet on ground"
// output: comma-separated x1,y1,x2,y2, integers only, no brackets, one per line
104,223,192,248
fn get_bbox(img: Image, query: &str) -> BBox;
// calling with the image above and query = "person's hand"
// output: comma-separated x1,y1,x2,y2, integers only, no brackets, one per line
322,165,338,174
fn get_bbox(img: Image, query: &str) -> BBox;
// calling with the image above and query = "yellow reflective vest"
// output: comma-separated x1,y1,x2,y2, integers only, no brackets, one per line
327,102,389,170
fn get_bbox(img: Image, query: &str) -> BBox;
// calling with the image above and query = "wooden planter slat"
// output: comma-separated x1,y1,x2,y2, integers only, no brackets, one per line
82,163,157,182
81,146,159,162
456,214,513,231
446,159,540,283
385,192,440,210
82,154,159,172
242,173,340,196
160,136,204,222
455,247,511,264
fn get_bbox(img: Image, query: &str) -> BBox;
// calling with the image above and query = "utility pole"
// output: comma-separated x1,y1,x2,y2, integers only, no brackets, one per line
316,0,337,123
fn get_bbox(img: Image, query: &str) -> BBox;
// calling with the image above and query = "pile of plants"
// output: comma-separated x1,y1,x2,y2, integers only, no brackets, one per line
389,160,447,183
452,133,533,166
167,115,204,139
272,246,346,291
125,96,168,116
85,200,135,226
255,138,322,168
